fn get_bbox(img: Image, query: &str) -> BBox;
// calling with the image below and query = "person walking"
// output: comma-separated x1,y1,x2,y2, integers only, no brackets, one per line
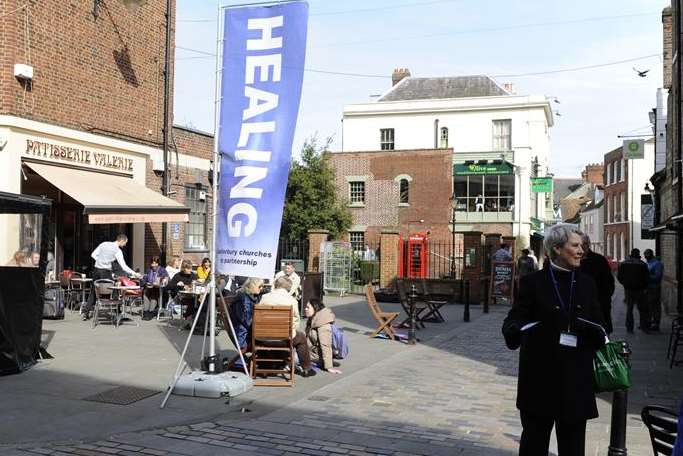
502,224,606,456
83,234,140,320
517,248,538,279
643,249,664,331
617,248,650,333
579,234,615,334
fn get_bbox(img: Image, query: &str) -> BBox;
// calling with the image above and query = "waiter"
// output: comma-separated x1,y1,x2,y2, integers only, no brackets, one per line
82,234,140,321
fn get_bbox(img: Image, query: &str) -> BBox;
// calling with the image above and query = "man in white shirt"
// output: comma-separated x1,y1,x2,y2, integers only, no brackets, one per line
274,261,301,300
82,234,140,320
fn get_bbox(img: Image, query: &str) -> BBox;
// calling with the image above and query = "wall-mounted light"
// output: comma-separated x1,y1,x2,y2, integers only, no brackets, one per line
94,0,147,20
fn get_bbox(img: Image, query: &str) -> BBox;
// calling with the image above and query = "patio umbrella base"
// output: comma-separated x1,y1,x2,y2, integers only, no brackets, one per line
172,370,253,399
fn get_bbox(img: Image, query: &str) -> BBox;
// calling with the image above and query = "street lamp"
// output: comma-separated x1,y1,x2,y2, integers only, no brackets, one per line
450,194,457,279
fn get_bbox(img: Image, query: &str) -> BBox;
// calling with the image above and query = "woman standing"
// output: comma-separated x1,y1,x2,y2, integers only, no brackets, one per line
502,224,606,456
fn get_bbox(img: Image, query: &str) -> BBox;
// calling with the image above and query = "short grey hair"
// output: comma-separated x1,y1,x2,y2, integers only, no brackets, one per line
544,223,582,260
274,276,292,292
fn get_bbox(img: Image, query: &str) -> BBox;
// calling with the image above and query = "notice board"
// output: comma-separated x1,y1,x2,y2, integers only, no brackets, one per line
489,261,515,304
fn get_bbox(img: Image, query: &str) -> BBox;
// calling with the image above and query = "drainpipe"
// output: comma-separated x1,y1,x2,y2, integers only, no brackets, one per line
434,119,439,149
678,3,683,314
160,0,172,266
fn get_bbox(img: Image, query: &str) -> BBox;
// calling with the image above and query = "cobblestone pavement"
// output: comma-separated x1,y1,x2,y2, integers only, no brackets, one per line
7,286,683,456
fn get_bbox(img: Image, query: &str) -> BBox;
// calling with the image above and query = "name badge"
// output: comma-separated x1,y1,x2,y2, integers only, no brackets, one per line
559,333,578,348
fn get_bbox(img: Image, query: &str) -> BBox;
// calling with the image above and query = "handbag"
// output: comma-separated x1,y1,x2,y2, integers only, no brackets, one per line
593,341,631,393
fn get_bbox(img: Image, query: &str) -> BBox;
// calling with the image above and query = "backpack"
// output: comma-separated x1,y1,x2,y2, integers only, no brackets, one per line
43,287,64,319
330,323,349,359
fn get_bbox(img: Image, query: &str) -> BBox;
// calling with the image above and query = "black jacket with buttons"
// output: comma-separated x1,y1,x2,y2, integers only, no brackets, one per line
502,267,606,422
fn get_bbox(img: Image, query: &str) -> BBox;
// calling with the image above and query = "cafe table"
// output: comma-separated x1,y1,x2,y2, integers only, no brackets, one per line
109,284,141,326
70,277,93,312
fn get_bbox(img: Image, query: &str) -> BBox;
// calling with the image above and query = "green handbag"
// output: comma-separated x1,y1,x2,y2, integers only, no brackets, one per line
593,341,631,393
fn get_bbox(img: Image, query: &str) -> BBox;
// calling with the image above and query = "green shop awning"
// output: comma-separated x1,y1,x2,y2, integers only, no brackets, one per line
453,162,513,176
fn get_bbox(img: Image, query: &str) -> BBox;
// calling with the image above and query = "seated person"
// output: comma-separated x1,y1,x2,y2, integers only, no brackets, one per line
168,260,197,321
140,256,169,320
166,255,182,280
227,277,263,369
196,257,212,282
274,261,301,300
304,298,342,374
259,276,316,377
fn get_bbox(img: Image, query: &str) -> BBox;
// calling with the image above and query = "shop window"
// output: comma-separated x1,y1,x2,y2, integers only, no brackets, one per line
440,127,449,149
399,179,409,204
349,231,365,252
349,181,365,205
185,186,207,251
452,171,515,213
380,128,395,150
492,119,512,151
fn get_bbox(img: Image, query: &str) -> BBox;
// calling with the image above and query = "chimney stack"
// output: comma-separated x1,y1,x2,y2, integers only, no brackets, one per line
503,83,515,94
392,68,411,86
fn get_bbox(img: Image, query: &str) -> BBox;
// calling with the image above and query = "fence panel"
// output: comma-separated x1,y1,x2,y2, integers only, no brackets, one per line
276,238,309,272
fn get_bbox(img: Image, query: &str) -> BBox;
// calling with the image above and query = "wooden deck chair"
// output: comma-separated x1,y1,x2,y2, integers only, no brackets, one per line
250,304,295,387
365,285,399,340
396,279,428,328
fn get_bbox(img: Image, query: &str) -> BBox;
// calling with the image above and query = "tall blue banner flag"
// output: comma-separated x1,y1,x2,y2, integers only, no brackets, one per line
216,1,308,279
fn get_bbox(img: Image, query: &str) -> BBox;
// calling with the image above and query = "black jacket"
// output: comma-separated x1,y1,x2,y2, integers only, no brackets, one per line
580,250,615,304
502,267,606,421
168,271,196,297
617,258,648,291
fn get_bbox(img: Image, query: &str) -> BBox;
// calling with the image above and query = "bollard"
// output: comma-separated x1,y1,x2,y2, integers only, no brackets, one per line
408,284,418,345
463,280,470,322
607,341,632,456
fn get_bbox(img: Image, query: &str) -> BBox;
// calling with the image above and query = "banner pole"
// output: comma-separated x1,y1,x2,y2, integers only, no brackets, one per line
207,1,224,371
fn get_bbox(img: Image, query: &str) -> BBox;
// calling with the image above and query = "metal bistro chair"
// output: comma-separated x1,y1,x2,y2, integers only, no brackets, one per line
69,272,91,313
641,405,679,455
91,279,120,329
667,316,683,369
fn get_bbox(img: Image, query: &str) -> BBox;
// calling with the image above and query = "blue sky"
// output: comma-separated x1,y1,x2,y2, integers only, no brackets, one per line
174,0,667,177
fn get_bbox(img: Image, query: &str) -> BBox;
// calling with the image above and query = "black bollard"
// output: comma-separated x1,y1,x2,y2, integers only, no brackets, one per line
463,280,470,322
408,284,417,345
482,277,490,314
607,341,631,456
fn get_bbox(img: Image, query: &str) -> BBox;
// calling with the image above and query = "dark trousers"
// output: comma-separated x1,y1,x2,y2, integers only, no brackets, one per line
519,412,586,456
293,330,312,370
600,299,613,334
143,288,160,312
647,285,662,329
624,289,648,331
84,268,114,313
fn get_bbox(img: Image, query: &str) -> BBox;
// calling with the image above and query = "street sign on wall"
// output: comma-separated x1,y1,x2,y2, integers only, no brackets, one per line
623,139,645,159
531,177,553,193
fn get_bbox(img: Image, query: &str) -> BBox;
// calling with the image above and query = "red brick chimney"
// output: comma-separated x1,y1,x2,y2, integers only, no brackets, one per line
392,68,411,86
581,163,604,185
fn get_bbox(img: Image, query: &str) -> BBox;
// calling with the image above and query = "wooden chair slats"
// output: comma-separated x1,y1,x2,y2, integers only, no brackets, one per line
250,305,295,387
365,285,399,340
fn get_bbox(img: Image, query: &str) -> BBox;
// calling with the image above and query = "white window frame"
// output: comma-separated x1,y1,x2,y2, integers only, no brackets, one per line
620,159,625,182
349,231,365,252
440,126,449,149
606,164,611,185
348,181,366,206
394,174,413,206
380,128,395,150
492,119,512,151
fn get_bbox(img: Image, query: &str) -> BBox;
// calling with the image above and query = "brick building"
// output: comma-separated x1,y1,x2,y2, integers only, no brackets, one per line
651,4,682,315
603,143,655,262
335,71,554,249
0,0,214,273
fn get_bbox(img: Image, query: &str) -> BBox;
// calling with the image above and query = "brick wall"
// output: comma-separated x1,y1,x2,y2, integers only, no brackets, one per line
663,7,673,89
0,0,175,147
582,163,603,186
328,148,454,242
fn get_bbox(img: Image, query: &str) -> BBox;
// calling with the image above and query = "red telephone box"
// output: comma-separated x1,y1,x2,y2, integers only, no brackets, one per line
398,232,429,278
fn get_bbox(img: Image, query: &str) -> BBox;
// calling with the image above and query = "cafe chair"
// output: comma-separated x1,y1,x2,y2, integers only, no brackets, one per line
250,305,295,387
641,405,679,455
667,316,682,369
70,272,91,313
91,279,120,329
59,270,77,311
365,285,399,340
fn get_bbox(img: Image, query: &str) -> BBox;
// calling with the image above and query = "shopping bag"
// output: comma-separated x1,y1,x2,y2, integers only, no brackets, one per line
593,341,631,393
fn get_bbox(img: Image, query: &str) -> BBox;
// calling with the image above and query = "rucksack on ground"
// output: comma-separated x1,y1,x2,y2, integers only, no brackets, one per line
43,288,64,320
331,323,349,359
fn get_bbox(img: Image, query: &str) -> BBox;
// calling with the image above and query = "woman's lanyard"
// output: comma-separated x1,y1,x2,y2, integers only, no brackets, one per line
548,266,575,332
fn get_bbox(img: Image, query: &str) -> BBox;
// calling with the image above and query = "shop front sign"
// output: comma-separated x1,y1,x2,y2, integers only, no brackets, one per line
23,139,134,174
453,163,513,175
531,177,553,193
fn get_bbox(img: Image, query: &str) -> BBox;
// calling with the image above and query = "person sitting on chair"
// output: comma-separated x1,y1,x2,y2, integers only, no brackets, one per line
140,256,169,320
304,298,342,374
196,257,212,282
259,276,316,377
168,260,197,321
226,277,263,370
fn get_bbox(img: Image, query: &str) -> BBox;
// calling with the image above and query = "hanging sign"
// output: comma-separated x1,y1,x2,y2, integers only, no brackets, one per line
531,177,552,193
623,139,645,159
215,1,309,278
